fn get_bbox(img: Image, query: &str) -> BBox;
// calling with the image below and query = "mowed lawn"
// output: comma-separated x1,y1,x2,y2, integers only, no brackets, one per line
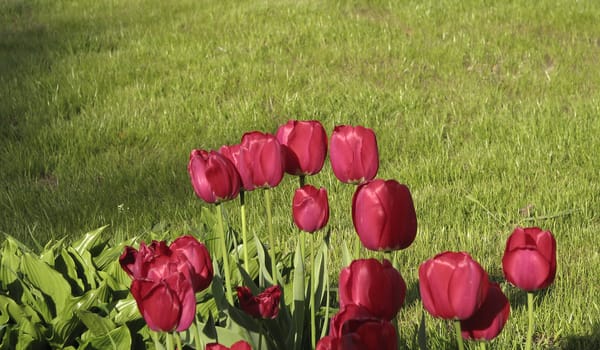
1,0,599,348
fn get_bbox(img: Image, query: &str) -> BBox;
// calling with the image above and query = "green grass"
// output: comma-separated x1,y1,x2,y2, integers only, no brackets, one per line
1,0,599,348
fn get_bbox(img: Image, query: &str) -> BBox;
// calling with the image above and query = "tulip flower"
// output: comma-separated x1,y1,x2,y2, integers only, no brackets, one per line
316,314,398,350
419,251,489,321
236,285,282,319
329,125,378,184
339,258,406,321
188,149,241,203
220,132,284,191
352,179,417,251
119,237,214,332
205,340,253,350
292,185,329,233
502,227,557,292
328,304,375,338
119,236,213,293
275,120,328,177
461,282,511,341
502,226,557,350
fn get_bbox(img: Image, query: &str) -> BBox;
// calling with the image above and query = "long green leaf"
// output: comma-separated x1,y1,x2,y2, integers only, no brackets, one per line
291,238,305,350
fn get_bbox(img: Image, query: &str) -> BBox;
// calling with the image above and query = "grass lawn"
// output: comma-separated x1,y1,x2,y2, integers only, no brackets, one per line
1,0,599,348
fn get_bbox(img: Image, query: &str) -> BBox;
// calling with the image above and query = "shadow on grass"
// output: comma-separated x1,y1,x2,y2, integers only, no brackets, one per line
560,323,600,350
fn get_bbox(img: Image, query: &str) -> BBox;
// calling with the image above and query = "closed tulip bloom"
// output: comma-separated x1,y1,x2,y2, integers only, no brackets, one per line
461,282,511,341
419,251,490,320
352,179,417,251
502,227,557,291
241,131,285,190
236,285,281,319
188,149,241,203
339,258,406,321
292,185,329,233
205,340,253,350
329,304,375,338
275,120,328,176
329,125,378,184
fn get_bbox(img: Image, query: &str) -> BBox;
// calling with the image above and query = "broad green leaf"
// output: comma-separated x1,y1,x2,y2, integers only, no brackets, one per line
76,310,115,337
55,249,86,294
113,298,140,324
0,294,41,325
0,239,20,290
72,226,109,256
39,237,66,265
20,252,72,315
66,246,98,290
79,325,131,350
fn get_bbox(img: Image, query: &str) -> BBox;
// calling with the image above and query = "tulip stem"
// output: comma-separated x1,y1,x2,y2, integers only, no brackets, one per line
240,191,249,272
310,234,316,349
174,332,182,350
479,341,487,350
165,332,173,350
454,321,465,350
264,189,278,282
526,292,534,350
216,204,234,304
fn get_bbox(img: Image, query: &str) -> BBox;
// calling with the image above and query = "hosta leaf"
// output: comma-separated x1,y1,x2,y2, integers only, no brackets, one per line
113,298,140,324
66,246,98,290
76,310,115,337
0,238,21,289
20,252,72,316
72,226,109,257
55,249,85,294
79,325,131,350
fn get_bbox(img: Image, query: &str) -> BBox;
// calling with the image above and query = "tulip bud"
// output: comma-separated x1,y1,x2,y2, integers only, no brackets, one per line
461,282,511,341
188,149,241,203
205,341,253,350
419,251,490,320
220,132,284,191
276,120,328,176
502,227,557,292
236,285,282,319
292,185,329,233
352,179,417,251
329,125,378,184
339,258,406,321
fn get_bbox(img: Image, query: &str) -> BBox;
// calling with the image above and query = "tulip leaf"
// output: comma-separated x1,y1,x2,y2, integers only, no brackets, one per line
341,241,352,267
291,238,305,350
253,236,274,285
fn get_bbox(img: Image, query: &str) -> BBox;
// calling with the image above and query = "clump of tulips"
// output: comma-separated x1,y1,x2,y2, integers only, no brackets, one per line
118,119,557,350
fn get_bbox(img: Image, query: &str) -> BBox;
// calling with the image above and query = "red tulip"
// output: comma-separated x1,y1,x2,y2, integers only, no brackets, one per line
188,149,241,203
119,237,213,331
130,271,196,332
292,185,329,233
120,236,213,293
339,258,406,321
461,282,511,341
329,125,378,184
352,179,417,251
220,132,284,191
205,340,253,350
317,314,397,350
328,304,375,338
502,227,557,292
275,120,328,176
236,285,281,319
419,251,490,320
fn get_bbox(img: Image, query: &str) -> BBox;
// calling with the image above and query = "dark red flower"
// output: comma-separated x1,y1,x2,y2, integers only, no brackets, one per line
339,259,406,321
236,285,281,319
419,251,490,320
461,282,511,341
352,179,417,251
502,227,557,292
292,185,329,233
329,125,378,184
276,120,328,176
188,149,241,203
205,340,253,350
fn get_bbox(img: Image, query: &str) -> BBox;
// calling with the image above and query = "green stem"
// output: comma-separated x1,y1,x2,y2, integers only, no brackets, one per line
480,341,487,350
166,332,173,350
240,191,249,272
354,235,361,260
265,189,278,282
310,234,316,349
194,315,204,350
454,320,465,350
174,332,183,350
216,204,234,304
526,292,534,350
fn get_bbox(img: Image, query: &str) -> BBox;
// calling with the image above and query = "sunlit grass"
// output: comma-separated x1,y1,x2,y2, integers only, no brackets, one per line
1,0,599,348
